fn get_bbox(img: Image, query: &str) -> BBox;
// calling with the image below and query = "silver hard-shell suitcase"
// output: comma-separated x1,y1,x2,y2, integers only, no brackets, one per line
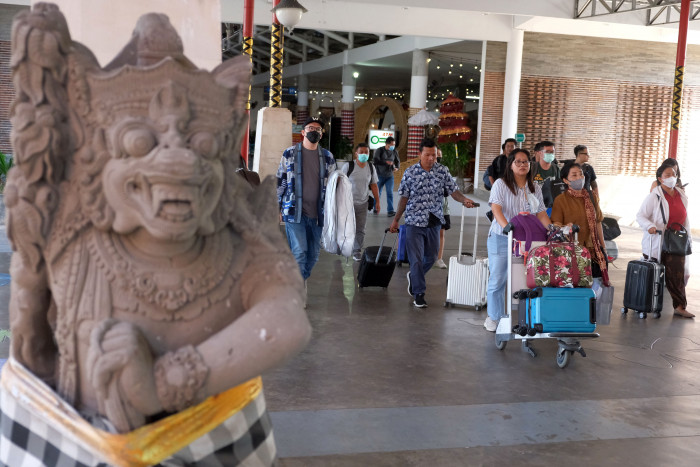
445,204,488,309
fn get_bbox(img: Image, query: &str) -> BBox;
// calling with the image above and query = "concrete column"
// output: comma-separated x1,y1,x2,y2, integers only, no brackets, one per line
296,74,309,124
44,0,221,69
408,49,429,159
502,29,524,144
341,65,356,141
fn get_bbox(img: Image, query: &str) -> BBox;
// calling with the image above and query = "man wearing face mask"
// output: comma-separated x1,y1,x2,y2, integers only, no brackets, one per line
277,116,337,281
373,136,400,217
532,140,560,186
342,143,380,261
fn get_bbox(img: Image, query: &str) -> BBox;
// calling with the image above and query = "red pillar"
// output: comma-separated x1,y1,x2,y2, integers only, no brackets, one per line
240,0,255,165
668,0,691,160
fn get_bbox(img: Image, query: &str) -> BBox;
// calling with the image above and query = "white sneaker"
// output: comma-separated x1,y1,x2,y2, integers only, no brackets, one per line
484,317,498,332
435,259,447,269
352,253,362,262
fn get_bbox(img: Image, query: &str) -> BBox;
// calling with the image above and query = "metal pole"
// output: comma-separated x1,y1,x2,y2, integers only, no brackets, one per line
668,0,691,160
269,0,284,108
241,0,255,165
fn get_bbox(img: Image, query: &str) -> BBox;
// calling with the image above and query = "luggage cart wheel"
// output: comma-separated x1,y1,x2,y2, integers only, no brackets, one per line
621,307,628,314
444,301,450,308
495,334,507,350
653,312,661,319
638,312,647,319
475,305,482,311
556,348,571,369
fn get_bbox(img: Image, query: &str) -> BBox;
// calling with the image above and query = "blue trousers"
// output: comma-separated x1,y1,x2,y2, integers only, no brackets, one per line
285,215,323,280
377,175,395,212
486,233,508,320
406,224,441,297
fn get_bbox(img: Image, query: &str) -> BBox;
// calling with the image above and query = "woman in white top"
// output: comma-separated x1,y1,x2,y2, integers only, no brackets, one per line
485,149,550,332
637,162,693,318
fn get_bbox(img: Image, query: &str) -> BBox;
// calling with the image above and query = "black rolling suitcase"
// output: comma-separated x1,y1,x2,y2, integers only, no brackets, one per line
358,229,397,288
623,232,665,319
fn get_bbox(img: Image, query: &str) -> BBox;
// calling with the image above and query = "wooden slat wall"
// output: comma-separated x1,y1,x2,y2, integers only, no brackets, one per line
479,71,505,171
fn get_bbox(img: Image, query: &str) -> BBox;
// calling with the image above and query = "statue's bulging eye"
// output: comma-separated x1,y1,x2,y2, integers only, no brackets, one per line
189,132,219,159
122,128,156,158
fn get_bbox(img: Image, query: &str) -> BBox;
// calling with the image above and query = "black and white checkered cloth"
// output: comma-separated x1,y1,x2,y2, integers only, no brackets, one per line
0,378,277,466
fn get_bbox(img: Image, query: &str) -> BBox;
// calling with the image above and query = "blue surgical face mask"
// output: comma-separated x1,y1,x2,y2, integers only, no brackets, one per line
357,153,369,163
543,152,555,163
389,145,395,151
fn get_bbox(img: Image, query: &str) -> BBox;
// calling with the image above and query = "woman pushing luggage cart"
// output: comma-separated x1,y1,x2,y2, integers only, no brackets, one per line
494,223,600,369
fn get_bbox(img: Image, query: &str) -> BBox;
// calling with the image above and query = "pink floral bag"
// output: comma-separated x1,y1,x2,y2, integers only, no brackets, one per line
526,242,593,288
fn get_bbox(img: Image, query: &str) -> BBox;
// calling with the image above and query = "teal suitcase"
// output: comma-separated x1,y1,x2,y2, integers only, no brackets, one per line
527,287,596,333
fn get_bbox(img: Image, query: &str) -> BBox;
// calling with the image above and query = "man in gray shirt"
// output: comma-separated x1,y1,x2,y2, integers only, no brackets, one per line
341,143,380,261
373,136,400,217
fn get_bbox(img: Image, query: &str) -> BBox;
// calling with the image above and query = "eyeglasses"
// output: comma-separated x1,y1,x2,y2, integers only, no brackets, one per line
513,160,530,166
305,126,323,133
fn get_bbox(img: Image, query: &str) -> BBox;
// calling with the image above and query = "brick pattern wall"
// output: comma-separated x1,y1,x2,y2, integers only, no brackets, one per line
0,40,12,156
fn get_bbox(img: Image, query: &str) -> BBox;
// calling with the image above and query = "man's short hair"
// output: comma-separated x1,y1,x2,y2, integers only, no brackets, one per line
385,136,395,144
356,142,369,151
534,141,555,152
574,145,587,156
502,138,517,151
419,138,437,153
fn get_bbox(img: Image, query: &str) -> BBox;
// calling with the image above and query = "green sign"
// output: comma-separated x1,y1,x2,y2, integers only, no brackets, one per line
515,133,526,143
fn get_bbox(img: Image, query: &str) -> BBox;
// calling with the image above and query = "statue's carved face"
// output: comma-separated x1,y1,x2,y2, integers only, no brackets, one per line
102,110,225,241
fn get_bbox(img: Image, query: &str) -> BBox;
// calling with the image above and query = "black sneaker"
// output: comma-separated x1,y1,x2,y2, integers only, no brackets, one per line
413,293,427,308
387,211,396,217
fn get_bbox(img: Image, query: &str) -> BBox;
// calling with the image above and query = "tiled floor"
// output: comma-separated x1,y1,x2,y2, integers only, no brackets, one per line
1,194,699,466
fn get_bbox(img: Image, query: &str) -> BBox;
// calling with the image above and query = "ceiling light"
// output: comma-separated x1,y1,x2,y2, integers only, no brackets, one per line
271,0,308,31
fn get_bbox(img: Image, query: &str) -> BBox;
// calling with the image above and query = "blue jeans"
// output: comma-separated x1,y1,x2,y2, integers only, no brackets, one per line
285,215,323,280
486,233,509,320
406,224,440,297
377,175,395,212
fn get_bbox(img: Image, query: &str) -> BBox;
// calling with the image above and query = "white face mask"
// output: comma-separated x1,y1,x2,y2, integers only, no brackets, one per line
568,178,585,191
662,176,677,189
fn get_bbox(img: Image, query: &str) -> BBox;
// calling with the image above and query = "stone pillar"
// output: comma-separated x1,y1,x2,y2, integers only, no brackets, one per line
408,49,429,159
44,0,221,69
254,107,292,180
296,74,309,124
341,65,356,142
502,29,524,144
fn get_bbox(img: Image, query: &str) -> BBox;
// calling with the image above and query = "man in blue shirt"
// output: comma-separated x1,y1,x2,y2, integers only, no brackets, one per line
389,139,477,308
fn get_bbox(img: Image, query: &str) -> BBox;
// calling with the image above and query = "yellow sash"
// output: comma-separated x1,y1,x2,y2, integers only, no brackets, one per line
1,358,262,467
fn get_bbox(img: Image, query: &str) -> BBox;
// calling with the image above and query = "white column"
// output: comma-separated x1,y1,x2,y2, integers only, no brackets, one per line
297,74,309,108
341,65,357,105
502,29,524,144
409,49,429,109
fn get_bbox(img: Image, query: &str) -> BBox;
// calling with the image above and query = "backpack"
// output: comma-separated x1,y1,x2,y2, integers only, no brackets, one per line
541,177,567,208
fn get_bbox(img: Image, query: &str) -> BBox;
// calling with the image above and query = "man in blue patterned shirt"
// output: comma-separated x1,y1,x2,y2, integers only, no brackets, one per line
277,116,336,281
389,139,477,308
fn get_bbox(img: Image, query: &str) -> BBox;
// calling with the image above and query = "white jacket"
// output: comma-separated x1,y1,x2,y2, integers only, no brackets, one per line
322,170,356,257
636,185,691,259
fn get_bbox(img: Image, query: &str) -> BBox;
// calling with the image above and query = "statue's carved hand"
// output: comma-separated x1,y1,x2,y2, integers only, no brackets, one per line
87,319,161,432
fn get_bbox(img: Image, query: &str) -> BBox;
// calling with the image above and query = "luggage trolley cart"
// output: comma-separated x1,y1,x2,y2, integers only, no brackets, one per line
494,223,600,369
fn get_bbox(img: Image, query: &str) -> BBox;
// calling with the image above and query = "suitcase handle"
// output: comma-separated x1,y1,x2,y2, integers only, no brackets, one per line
645,231,663,263
375,228,398,264
589,297,597,324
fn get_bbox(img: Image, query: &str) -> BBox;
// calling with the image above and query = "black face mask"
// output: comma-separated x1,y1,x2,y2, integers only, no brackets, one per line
305,131,321,144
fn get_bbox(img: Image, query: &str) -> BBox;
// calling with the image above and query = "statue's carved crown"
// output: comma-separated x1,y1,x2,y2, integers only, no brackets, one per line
86,59,235,129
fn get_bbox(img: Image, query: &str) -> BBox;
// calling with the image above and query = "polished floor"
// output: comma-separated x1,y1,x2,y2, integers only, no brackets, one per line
265,193,700,466
1,197,699,466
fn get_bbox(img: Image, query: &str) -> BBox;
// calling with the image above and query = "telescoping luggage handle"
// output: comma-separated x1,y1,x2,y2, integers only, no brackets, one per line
375,228,399,264
457,202,481,263
645,230,663,263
